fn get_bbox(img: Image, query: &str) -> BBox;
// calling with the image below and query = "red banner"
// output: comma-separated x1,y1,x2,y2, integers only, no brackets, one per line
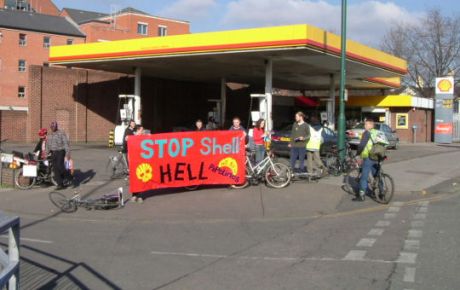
128,130,246,192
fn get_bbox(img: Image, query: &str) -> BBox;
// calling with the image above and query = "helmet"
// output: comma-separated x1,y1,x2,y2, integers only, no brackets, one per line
38,128,48,137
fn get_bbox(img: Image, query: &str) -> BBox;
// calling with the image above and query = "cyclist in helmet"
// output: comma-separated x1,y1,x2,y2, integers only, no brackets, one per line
34,128,48,161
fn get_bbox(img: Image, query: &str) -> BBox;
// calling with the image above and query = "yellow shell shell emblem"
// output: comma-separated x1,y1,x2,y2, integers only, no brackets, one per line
136,163,153,183
218,157,238,175
438,79,452,92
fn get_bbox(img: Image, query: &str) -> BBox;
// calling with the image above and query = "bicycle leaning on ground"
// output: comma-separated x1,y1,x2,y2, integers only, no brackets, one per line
344,155,395,204
231,149,291,189
49,187,125,213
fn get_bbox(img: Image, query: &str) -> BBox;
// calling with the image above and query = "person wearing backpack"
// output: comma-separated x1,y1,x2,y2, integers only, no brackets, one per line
355,118,386,201
306,116,327,176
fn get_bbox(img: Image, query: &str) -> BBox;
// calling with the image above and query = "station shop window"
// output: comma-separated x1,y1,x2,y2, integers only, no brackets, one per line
158,26,167,37
18,86,25,98
18,59,26,72
137,23,148,35
43,36,51,48
66,39,73,45
19,33,26,46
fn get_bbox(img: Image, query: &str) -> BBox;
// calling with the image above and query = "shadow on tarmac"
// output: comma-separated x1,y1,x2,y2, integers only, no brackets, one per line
1,241,122,290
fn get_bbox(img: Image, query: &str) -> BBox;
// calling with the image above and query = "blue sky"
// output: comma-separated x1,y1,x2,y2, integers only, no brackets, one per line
54,0,459,46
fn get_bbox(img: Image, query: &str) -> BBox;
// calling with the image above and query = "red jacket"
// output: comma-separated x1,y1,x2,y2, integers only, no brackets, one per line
253,128,265,145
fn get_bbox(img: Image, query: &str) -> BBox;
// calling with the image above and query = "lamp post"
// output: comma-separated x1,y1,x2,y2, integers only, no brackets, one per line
338,0,348,161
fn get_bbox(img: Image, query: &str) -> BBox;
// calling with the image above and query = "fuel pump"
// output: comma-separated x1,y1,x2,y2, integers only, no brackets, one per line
114,94,141,146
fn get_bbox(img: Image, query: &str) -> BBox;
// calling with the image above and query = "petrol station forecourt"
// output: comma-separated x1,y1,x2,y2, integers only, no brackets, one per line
49,24,407,133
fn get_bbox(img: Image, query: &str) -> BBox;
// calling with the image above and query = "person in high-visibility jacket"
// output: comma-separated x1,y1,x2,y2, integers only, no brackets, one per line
355,118,379,201
306,116,327,176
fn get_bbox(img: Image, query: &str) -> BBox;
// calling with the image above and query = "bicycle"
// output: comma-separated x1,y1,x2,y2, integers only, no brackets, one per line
49,187,125,213
231,150,291,189
323,143,359,176
107,151,129,179
344,156,395,204
14,155,60,189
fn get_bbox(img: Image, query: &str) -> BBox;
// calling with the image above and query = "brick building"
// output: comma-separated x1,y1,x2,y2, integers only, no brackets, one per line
61,7,190,42
0,0,59,16
0,0,190,141
0,9,85,140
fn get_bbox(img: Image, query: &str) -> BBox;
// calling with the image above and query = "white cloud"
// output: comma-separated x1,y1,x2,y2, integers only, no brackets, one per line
159,0,217,21
222,0,422,46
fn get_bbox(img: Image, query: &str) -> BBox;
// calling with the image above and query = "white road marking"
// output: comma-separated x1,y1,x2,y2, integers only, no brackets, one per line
376,220,391,227
411,221,425,228
356,238,376,247
418,201,429,206
396,252,417,264
417,207,428,213
404,240,420,251
0,235,53,244
343,250,367,261
384,213,397,219
388,207,401,213
408,230,423,238
403,267,416,283
414,213,427,219
368,228,384,236
392,201,404,207
150,251,417,265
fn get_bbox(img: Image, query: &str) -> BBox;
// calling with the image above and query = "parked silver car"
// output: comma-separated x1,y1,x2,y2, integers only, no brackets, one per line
346,122,399,149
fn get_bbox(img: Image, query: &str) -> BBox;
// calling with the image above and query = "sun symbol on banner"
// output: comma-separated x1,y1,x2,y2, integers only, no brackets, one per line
438,79,453,92
136,163,153,183
218,157,238,175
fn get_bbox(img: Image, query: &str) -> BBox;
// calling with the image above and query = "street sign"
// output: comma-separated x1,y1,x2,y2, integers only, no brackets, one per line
434,77,454,143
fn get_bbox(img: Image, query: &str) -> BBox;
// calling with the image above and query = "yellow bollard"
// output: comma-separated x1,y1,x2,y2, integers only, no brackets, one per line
108,130,114,148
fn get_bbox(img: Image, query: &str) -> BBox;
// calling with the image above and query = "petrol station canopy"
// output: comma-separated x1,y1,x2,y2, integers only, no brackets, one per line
49,24,407,90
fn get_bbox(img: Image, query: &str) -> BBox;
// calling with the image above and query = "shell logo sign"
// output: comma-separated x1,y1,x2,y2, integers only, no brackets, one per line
436,77,454,95
218,157,239,175
136,163,153,183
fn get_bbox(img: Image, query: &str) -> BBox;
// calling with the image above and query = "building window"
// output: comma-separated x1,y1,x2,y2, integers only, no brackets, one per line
137,23,148,35
19,33,26,46
43,36,51,48
158,26,167,37
18,86,25,98
66,39,73,45
18,59,26,72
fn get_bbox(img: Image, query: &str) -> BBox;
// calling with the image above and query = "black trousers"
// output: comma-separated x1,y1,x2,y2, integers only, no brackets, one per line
52,150,66,186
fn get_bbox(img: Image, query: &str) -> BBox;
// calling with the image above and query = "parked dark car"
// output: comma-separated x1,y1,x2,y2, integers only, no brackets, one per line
271,124,337,156
346,122,399,149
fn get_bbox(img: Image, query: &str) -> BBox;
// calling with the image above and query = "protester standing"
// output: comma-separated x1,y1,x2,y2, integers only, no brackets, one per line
289,112,310,172
195,119,205,131
306,116,327,176
252,119,267,164
47,121,70,190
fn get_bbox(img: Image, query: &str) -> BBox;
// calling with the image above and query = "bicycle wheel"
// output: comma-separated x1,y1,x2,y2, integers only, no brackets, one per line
14,168,36,190
49,191,77,213
265,162,291,188
344,167,360,195
374,173,395,204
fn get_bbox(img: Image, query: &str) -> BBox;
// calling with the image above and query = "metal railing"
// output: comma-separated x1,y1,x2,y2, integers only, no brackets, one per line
0,213,19,290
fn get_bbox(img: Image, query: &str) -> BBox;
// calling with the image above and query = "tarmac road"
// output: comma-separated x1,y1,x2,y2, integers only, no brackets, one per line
0,143,459,289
